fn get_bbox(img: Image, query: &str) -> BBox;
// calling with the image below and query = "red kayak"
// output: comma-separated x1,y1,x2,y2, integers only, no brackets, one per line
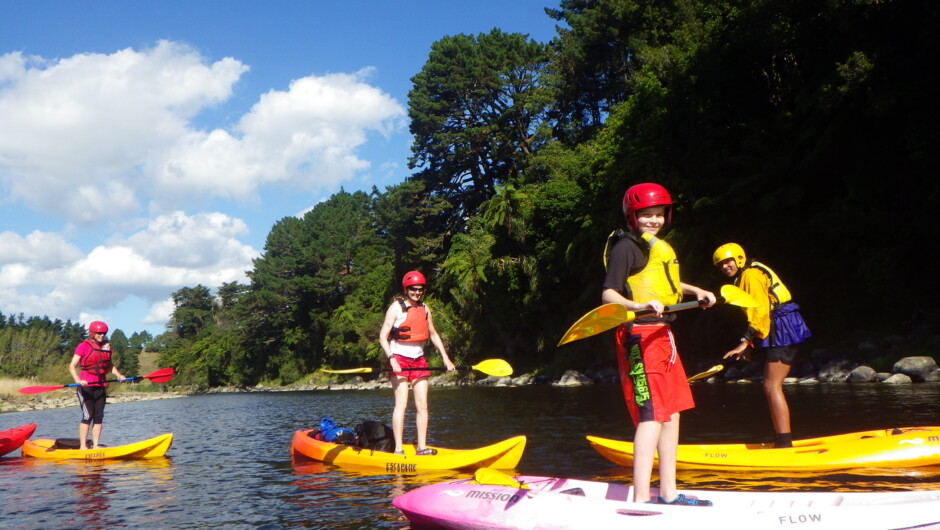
1,423,37,456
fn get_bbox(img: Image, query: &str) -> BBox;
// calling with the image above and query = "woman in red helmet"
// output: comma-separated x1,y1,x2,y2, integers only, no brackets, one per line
602,182,716,506
379,271,455,455
68,320,126,450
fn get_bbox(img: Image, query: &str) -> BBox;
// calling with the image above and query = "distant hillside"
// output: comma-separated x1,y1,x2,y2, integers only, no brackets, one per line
138,350,160,375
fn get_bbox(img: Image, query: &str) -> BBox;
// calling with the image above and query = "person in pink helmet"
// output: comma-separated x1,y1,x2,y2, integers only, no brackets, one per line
379,271,455,455
602,183,716,506
68,321,126,450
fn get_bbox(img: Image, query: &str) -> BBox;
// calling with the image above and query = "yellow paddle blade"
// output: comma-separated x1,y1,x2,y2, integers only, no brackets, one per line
687,364,724,383
473,359,513,377
719,284,759,308
557,303,632,346
320,367,375,374
472,467,530,489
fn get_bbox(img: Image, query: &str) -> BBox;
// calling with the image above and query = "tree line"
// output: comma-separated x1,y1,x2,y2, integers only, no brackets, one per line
8,0,939,387
0,312,150,381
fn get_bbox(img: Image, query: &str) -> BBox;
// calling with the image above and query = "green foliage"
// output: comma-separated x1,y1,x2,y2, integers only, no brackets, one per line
408,29,550,231
23,0,935,386
109,329,140,376
0,326,63,378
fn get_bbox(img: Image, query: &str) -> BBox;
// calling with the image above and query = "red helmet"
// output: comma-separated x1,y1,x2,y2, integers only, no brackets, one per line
89,321,109,334
402,270,427,290
622,182,672,232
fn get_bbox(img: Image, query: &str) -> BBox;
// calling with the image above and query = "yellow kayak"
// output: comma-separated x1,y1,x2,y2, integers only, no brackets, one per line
291,430,525,472
22,433,173,460
588,426,940,471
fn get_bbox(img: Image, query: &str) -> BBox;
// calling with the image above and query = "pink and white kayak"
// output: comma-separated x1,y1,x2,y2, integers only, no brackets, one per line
393,474,940,529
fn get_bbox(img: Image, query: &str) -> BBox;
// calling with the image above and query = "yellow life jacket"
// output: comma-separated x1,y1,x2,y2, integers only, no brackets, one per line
604,230,682,305
741,261,792,308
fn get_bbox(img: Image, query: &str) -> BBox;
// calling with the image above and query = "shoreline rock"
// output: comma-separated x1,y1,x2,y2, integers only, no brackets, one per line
1,391,188,414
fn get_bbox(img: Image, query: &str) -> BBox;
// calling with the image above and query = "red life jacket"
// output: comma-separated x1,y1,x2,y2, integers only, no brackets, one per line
391,298,430,343
80,340,113,382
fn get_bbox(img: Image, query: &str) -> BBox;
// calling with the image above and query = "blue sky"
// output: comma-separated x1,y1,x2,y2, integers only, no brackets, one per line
0,1,561,337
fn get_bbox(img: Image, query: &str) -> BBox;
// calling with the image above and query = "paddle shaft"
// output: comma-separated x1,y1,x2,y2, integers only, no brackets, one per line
18,367,175,395
631,296,721,320
383,366,466,373
62,375,145,388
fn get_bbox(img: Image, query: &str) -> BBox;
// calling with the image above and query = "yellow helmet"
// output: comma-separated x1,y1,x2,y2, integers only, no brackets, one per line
713,243,746,268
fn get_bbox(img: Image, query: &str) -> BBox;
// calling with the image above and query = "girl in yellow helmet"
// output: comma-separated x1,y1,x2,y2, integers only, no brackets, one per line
712,243,811,448
603,183,716,506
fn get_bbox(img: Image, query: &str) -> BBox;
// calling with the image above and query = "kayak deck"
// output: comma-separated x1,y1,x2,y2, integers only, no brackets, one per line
22,433,173,460
0,423,37,457
588,426,940,470
393,474,940,530
291,429,525,472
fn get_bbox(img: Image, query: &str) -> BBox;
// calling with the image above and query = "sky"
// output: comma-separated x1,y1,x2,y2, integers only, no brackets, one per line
0,1,562,337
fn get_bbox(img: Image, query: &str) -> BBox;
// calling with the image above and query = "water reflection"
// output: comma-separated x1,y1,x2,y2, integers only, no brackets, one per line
593,464,940,492
0,383,937,528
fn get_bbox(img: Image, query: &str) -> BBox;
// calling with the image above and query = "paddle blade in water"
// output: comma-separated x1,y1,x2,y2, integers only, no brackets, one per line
688,364,724,383
557,303,631,346
472,359,513,377
472,468,529,489
720,284,759,308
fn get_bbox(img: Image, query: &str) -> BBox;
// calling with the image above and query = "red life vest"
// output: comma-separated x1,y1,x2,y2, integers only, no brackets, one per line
391,298,430,343
80,340,113,382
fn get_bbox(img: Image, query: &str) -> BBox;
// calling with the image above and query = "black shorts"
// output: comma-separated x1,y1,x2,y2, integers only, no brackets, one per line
77,386,107,424
765,344,798,364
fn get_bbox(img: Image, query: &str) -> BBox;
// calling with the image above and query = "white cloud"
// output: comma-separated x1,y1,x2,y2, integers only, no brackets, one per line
153,68,406,203
143,298,177,326
0,211,259,330
0,40,406,332
0,41,248,225
0,230,83,268
0,44,406,225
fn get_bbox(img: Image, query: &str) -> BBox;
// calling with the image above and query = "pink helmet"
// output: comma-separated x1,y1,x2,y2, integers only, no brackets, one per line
402,270,427,290
89,321,109,334
622,182,672,232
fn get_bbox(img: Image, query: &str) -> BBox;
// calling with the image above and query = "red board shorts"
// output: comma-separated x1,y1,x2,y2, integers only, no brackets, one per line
388,354,430,381
615,323,695,426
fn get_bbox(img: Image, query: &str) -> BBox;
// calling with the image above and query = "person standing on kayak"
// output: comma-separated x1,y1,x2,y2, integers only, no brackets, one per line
379,271,456,456
602,183,716,506
68,320,126,450
713,243,811,448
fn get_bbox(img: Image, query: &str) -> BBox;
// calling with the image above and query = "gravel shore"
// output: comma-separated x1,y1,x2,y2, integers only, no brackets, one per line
1,391,187,414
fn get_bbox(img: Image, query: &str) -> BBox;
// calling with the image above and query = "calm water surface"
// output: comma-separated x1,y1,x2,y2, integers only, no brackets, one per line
2,383,939,528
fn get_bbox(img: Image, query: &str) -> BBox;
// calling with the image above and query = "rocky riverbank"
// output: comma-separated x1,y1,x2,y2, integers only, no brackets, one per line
1,391,188,414
6,347,936,414
256,353,940,392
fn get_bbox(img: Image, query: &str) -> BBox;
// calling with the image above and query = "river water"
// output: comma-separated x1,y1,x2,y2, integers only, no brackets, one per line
1,383,939,528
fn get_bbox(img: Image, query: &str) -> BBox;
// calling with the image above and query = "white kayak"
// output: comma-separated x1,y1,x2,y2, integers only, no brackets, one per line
392,473,940,529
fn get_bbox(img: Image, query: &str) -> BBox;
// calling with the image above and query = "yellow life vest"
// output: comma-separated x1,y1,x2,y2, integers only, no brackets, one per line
605,230,682,305
741,261,792,308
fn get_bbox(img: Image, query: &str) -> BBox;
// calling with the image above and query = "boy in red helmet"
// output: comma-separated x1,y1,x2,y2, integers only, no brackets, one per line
68,321,126,450
602,183,716,505
379,271,455,455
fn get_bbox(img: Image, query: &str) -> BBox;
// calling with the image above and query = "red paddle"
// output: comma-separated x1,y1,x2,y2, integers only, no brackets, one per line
17,367,176,395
